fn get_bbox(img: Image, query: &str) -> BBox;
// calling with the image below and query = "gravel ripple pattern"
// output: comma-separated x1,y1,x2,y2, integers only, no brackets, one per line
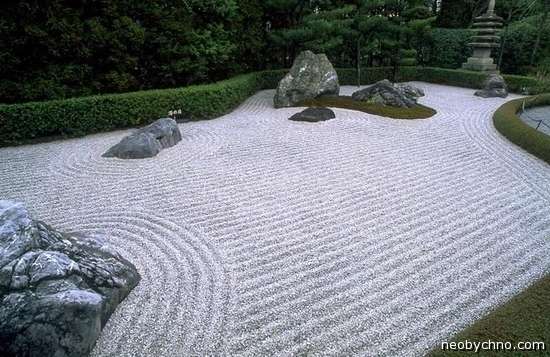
1,83,549,356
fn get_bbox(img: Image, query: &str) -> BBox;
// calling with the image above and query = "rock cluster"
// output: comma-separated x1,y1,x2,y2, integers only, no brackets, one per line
274,51,339,108
103,118,182,159
351,80,424,108
289,107,336,123
474,74,508,98
0,200,140,357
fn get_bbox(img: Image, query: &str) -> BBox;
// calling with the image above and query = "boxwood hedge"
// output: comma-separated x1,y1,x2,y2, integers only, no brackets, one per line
493,94,550,164
0,70,286,146
0,67,545,147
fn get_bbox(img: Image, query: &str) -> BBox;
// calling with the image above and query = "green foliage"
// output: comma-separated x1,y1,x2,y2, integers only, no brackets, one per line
400,49,418,66
264,0,432,76
426,10,550,75
0,71,281,146
499,15,550,75
415,67,486,88
430,274,550,356
297,96,437,119
0,0,267,103
493,94,550,165
426,28,473,69
408,67,541,94
335,67,396,85
436,0,481,28
503,74,541,94
2,65,544,147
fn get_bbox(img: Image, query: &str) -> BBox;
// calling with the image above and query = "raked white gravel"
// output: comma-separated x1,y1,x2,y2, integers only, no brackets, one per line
1,83,550,356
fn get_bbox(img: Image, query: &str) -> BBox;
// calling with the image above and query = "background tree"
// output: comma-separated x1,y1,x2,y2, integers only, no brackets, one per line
0,0,266,103
495,0,538,69
436,0,487,28
530,0,550,66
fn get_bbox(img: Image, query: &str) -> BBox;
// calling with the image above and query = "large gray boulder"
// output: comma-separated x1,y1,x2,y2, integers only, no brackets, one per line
474,74,508,98
274,51,339,108
351,80,424,108
103,118,182,159
0,200,140,357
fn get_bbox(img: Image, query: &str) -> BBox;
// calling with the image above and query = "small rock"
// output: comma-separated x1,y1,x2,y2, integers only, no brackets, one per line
474,74,508,98
289,108,336,122
103,118,182,159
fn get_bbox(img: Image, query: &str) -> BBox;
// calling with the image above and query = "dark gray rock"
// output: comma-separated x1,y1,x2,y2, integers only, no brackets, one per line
474,74,508,98
396,84,425,99
289,107,336,123
274,51,339,108
0,200,140,357
351,80,423,108
103,118,182,159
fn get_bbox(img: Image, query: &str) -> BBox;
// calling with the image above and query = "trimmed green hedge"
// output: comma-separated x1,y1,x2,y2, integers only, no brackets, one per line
0,70,286,146
0,66,545,147
418,67,541,94
339,67,542,94
493,94,550,164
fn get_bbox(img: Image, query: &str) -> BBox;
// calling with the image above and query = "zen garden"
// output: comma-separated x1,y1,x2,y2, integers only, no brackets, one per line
1,0,550,356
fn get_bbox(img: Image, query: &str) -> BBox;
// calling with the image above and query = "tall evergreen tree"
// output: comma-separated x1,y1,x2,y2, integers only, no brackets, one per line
0,0,267,103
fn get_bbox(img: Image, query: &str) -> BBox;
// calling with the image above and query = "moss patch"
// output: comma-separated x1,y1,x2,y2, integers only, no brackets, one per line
296,95,437,120
430,274,550,356
493,94,550,165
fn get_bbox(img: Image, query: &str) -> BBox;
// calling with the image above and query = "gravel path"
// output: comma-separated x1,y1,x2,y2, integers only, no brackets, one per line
1,83,550,356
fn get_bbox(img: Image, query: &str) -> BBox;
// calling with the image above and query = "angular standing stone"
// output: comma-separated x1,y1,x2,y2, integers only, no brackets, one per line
274,51,340,108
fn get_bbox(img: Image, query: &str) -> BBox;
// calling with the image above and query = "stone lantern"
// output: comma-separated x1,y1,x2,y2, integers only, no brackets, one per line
462,0,502,72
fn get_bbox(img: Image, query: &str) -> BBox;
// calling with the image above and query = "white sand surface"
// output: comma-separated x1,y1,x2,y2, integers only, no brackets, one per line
1,83,549,356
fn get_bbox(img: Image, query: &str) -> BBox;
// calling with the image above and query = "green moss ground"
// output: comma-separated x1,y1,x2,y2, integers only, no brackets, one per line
297,95,437,119
430,274,550,356
493,94,550,165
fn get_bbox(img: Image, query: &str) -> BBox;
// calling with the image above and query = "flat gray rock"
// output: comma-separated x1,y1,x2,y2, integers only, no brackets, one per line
274,51,339,108
352,80,423,108
0,200,140,357
289,107,336,122
103,118,182,159
475,74,508,98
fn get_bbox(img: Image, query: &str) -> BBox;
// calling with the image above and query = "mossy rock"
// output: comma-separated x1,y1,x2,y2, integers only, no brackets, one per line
297,95,436,120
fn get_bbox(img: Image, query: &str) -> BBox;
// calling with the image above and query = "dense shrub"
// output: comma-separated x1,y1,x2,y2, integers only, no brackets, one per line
493,94,550,164
399,67,541,94
0,0,267,104
425,18,550,75
415,67,485,88
436,0,477,28
498,16,550,75
0,67,544,147
426,28,473,69
0,73,268,146
336,67,396,86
